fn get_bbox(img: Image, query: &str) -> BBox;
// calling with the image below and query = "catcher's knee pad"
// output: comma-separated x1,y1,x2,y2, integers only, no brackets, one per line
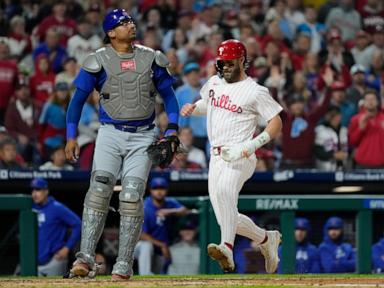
119,177,145,216
85,170,116,212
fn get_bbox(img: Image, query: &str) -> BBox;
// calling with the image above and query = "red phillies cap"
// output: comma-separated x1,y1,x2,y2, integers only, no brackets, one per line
356,30,367,38
328,28,342,41
331,81,346,91
216,39,247,61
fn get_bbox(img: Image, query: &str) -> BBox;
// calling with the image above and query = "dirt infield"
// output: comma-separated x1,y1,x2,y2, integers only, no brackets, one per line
1,275,384,288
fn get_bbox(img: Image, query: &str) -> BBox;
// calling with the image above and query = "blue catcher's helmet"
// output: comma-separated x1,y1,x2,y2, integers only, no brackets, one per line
102,9,134,33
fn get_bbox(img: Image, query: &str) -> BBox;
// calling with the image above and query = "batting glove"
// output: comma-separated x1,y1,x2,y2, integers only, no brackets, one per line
220,131,271,162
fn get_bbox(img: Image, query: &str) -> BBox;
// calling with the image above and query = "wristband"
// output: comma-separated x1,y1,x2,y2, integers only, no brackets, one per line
165,123,179,136
249,131,271,151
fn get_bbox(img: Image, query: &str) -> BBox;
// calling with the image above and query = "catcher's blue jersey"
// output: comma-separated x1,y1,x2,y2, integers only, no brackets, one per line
66,62,179,139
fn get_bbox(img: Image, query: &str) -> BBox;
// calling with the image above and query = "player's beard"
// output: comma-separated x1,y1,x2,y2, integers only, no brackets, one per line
223,64,241,83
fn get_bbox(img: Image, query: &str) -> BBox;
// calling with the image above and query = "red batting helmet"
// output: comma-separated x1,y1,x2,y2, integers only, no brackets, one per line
216,39,247,61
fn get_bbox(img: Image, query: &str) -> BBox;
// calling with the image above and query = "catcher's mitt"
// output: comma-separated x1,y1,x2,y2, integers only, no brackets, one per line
147,135,181,168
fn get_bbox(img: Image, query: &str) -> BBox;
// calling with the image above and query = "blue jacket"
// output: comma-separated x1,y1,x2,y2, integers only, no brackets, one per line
32,196,81,265
176,82,207,138
142,196,183,245
33,43,68,74
278,242,321,273
372,238,384,273
39,102,67,148
339,101,357,127
278,218,320,274
318,217,356,273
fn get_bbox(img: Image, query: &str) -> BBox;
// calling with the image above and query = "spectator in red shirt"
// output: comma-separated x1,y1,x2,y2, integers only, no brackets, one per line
361,0,384,34
280,70,333,169
0,40,18,125
170,152,202,171
243,37,262,79
287,71,316,112
30,53,55,108
85,4,104,38
349,90,384,168
291,32,312,71
34,1,76,46
196,30,223,74
260,20,290,53
4,76,40,164
259,42,293,97
318,28,355,87
369,24,384,51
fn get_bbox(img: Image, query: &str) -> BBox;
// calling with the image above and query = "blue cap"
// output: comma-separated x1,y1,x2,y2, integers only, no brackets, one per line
183,62,200,75
326,216,343,229
103,9,133,33
180,220,197,230
30,178,48,190
150,177,168,189
295,217,310,231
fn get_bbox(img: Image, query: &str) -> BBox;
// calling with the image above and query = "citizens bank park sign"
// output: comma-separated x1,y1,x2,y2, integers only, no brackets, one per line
0,170,62,180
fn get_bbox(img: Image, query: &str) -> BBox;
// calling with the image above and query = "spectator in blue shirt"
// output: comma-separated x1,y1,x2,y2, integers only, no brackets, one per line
176,62,208,151
39,82,70,158
318,216,356,273
278,218,320,274
33,28,68,74
372,237,384,273
297,6,326,54
330,81,357,127
31,178,81,276
134,177,188,275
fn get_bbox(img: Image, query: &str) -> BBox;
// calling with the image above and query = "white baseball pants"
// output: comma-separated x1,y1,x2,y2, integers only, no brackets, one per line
208,153,266,246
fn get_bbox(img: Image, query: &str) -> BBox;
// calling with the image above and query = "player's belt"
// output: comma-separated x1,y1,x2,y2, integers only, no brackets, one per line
212,146,222,156
102,123,155,133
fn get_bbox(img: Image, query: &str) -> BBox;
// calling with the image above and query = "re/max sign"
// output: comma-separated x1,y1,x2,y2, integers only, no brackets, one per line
256,199,299,210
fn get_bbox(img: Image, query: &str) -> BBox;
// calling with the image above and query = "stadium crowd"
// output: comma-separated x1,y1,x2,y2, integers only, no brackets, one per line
0,0,383,171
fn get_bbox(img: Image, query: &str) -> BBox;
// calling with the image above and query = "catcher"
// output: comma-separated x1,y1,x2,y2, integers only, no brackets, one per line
65,9,179,280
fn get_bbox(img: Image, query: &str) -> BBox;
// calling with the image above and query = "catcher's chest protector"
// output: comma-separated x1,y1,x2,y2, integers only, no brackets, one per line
95,45,156,120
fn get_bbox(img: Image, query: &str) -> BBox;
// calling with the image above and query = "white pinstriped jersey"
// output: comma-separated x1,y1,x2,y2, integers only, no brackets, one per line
200,75,283,147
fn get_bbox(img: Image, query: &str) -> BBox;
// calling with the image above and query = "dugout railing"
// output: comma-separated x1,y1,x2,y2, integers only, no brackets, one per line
2,194,382,276
0,194,37,276
178,195,383,274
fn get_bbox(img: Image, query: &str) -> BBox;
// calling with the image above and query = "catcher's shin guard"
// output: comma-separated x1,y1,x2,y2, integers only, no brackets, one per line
111,215,143,276
112,177,145,276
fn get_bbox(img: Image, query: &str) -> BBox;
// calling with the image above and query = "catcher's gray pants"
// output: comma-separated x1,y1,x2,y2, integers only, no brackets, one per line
76,124,155,276
92,124,156,177
134,241,166,275
38,257,68,276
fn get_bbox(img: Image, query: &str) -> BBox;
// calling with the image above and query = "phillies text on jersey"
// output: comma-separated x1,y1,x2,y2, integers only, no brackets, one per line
200,75,283,147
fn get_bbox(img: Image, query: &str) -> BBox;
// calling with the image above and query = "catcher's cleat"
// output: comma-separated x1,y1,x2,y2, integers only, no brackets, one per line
69,261,90,278
260,230,281,273
207,243,235,272
111,273,131,281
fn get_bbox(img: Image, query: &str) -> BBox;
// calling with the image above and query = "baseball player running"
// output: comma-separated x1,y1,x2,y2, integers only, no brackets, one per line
181,39,283,273
65,9,179,280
